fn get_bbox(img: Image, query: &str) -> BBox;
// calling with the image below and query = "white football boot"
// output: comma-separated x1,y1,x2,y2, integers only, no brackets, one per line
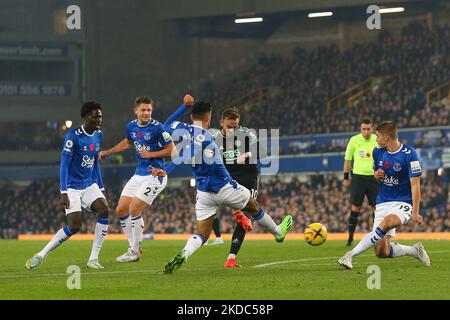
414,242,431,267
87,259,104,269
338,252,353,270
116,248,140,263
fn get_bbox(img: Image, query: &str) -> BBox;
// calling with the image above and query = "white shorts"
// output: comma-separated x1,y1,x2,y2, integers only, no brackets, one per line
65,183,105,215
195,182,251,221
373,201,413,237
120,174,167,205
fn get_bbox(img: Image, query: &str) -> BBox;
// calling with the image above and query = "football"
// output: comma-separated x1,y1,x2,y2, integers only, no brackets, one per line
304,223,328,246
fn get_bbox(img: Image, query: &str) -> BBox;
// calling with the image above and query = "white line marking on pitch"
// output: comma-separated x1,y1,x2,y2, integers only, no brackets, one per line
251,250,450,268
1,250,448,279
0,266,223,280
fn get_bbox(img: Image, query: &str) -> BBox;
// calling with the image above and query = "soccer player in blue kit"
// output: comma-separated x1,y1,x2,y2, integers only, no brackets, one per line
99,96,192,262
26,101,110,270
338,121,431,270
150,101,293,274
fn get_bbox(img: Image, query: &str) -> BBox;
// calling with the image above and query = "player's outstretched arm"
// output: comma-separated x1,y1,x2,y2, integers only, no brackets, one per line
410,176,423,224
99,138,132,160
163,94,194,127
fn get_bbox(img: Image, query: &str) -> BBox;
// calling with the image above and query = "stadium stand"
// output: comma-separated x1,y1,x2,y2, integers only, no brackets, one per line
1,172,448,238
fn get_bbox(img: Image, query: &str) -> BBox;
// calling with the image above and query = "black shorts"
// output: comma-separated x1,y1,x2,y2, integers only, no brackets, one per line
350,174,379,207
234,176,259,200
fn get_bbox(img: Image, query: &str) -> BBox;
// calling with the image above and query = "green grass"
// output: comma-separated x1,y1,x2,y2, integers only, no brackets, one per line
1,239,449,300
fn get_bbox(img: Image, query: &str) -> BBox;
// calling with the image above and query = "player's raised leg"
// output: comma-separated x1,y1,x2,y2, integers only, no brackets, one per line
243,196,292,243
87,196,110,269
25,211,81,270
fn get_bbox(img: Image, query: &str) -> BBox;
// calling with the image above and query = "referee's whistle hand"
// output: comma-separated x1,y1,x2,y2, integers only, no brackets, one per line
343,180,351,188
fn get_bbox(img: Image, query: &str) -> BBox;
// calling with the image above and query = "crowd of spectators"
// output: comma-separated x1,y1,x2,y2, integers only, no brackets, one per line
1,22,449,155
204,21,450,135
1,171,448,239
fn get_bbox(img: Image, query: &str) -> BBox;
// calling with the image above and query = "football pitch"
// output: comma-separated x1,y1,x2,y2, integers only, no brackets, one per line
1,239,449,300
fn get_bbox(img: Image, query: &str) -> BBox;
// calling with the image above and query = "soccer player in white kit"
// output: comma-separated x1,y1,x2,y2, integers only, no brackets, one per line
338,121,431,270
99,96,192,262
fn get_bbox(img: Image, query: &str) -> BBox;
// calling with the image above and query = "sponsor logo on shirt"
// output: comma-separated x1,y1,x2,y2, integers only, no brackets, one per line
81,155,95,168
383,175,399,186
134,141,151,152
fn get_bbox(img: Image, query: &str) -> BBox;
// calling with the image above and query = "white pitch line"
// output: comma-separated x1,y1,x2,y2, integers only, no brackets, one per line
252,256,341,268
0,266,224,280
251,250,450,268
1,250,449,279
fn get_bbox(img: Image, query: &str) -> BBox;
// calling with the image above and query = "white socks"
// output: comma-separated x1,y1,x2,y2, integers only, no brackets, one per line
252,208,282,237
119,214,133,247
89,218,109,261
131,214,144,253
349,227,386,258
37,226,73,257
182,234,205,258
390,243,418,258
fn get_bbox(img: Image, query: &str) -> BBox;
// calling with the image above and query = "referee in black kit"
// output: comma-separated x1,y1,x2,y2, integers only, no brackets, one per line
343,119,379,246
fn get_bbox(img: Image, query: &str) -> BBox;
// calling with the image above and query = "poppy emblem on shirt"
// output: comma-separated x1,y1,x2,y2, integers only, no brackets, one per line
137,132,142,139
90,144,95,152
366,153,371,158
385,160,390,169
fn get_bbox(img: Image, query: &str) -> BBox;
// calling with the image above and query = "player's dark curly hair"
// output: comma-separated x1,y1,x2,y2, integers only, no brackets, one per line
80,101,102,118
191,101,212,120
